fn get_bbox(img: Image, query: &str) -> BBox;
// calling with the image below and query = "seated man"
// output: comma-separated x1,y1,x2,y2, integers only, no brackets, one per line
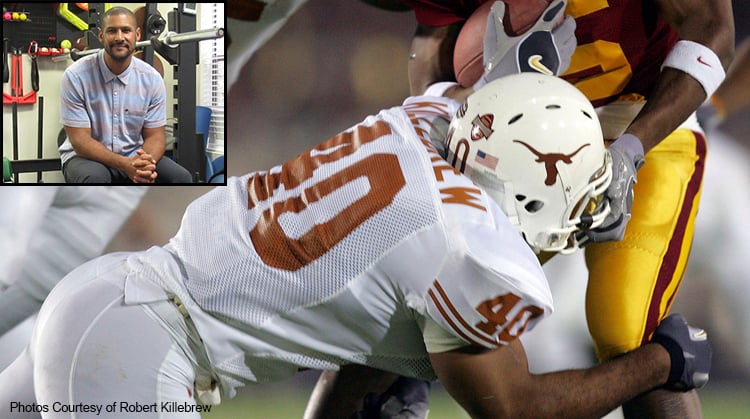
58,6,192,184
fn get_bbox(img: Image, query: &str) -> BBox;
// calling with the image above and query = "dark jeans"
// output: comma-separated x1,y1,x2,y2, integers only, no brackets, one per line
63,155,193,184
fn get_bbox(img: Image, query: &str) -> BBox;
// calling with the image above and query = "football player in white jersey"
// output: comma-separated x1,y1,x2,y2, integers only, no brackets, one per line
0,74,710,419
0,187,147,370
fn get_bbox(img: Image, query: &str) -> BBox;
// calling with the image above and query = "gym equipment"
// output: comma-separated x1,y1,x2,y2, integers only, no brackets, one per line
208,155,225,184
2,158,62,183
2,157,11,182
68,28,225,61
195,106,215,180
3,37,50,182
2,105,60,184
133,5,164,76
3,45,37,104
167,4,213,181
3,38,7,82
58,3,88,30
36,96,44,182
29,41,39,92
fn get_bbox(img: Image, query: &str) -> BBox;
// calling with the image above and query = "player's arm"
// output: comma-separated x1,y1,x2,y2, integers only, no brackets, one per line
430,314,709,419
64,126,151,182
141,125,166,163
132,125,165,183
430,340,667,418
409,1,575,103
66,126,131,171
626,0,734,152
581,0,734,244
302,365,399,419
408,23,473,102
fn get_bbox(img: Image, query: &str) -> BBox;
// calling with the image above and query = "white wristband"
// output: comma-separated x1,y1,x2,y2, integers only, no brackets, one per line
662,40,725,98
423,81,460,98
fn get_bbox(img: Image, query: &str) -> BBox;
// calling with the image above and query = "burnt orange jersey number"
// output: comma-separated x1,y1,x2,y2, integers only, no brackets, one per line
247,121,405,271
475,293,544,343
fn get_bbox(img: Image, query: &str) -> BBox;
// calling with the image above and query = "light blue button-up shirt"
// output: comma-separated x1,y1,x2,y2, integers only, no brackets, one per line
58,50,167,165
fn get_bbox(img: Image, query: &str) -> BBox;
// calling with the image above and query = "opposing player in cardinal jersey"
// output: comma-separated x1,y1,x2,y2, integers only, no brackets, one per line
374,0,734,417
0,74,711,419
0,187,148,370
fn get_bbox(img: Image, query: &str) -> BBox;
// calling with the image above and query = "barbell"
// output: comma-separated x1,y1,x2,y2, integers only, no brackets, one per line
69,27,225,61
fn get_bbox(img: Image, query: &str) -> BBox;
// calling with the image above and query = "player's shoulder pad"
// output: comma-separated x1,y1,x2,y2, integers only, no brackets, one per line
425,220,553,349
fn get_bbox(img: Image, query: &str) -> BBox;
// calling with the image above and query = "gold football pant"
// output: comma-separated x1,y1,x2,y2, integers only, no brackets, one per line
585,128,707,361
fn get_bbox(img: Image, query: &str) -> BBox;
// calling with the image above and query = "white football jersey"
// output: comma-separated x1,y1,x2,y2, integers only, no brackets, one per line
158,96,553,395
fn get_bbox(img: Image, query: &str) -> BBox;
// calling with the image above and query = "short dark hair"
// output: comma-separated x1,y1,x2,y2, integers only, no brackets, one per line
100,6,136,29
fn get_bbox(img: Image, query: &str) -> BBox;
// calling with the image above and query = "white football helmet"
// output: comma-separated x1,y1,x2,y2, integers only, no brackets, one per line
446,73,612,253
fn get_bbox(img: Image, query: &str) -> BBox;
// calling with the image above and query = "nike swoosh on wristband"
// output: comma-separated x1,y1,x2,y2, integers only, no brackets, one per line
528,55,553,75
697,56,712,67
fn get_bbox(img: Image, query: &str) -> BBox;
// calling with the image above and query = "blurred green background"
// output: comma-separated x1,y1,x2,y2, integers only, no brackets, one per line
201,378,749,419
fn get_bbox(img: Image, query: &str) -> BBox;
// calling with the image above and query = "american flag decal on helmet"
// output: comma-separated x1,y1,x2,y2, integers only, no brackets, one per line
474,149,499,170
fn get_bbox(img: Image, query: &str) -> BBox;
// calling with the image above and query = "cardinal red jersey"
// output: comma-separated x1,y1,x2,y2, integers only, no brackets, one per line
401,0,487,26
402,0,679,107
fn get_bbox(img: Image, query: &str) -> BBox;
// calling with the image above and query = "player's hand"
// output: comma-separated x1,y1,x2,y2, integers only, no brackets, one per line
129,150,158,183
577,133,644,244
356,377,430,419
651,313,712,391
474,0,576,90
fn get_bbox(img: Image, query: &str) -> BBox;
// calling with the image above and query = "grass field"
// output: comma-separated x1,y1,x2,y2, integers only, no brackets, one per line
202,379,750,419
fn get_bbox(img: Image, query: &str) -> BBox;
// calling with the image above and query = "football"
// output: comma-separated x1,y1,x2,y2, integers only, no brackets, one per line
453,0,551,87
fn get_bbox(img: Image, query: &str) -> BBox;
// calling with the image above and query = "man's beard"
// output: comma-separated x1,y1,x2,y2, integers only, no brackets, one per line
108,43,132,61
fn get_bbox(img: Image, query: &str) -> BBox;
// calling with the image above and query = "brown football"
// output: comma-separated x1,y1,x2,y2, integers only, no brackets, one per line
453,0,552,87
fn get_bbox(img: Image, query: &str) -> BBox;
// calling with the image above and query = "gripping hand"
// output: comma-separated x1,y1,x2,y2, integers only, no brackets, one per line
474,0,576,89
578,133,644,244
357,377,430,419
651,313,712,391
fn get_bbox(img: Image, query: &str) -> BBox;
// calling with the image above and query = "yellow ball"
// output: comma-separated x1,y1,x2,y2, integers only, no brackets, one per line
19,13,27,21
11,12,19,20
61,40,72,49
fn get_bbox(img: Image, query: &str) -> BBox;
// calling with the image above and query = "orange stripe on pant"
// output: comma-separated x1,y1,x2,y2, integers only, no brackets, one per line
583,128,706,361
